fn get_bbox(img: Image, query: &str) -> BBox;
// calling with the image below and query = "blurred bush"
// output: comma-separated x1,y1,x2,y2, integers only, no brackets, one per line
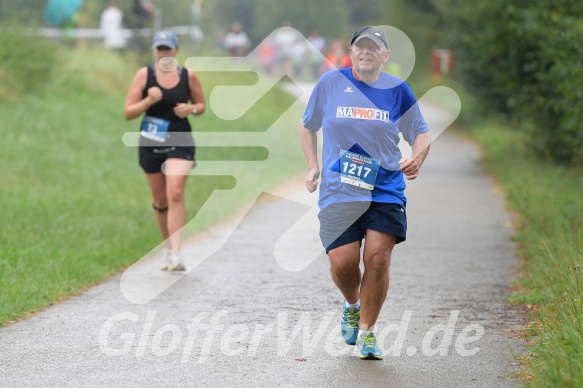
0,26,61,101
442,0,583,165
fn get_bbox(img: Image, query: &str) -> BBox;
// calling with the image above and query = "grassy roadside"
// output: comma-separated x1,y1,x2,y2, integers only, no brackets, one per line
0,47,305,326
468,121,583,386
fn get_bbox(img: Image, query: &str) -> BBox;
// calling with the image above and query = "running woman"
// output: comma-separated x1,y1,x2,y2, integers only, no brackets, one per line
124,30,205,271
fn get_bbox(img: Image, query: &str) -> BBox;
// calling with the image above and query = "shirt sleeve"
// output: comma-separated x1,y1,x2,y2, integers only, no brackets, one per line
398,83,429,146
302,77,326,132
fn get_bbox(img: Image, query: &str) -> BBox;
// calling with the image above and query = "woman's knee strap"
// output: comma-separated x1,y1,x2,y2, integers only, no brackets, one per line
152,203,168,213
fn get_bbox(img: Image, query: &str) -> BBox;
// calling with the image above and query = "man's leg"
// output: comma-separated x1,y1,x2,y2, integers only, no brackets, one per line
329,241,362,345
353,230,395,359
319,201,369,345
328,241,361,304
359,230,396,331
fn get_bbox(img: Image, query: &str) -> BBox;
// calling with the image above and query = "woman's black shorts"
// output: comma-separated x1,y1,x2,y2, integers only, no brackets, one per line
138,134,195,174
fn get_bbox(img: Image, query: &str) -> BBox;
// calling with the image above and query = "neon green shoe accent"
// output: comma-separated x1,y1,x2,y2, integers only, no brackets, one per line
341,303,360,345
167,263,186,271
161,252,186,271
356,331,383,360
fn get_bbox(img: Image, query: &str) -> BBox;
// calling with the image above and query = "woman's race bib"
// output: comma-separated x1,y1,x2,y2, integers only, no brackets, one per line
140,115,170,142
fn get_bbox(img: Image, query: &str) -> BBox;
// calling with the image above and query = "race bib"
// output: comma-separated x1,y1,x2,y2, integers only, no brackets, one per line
339,149,380,190
140,115,170,142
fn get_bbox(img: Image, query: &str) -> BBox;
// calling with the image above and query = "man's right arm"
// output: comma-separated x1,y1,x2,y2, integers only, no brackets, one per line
300,121,320,193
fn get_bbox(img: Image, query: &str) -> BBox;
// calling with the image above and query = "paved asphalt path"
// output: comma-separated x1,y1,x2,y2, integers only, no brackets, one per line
0,85,526,387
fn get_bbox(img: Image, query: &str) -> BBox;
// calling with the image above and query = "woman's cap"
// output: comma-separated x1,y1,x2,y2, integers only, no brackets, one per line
152,30,179,49
350,26,389,49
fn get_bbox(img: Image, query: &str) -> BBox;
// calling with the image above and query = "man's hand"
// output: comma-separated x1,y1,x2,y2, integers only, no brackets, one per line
398,158,420,180
300,121,320,193
401,131,431,180
305,168,320,193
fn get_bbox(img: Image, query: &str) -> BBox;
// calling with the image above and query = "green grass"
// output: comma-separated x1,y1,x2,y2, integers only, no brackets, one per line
469,121,583,387
0,47,306,325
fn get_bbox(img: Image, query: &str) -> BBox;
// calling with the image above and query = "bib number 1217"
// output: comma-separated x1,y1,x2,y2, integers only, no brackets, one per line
339,149,380,190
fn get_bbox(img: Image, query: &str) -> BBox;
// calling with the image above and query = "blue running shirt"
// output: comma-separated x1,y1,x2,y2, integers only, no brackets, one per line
303,68,429,210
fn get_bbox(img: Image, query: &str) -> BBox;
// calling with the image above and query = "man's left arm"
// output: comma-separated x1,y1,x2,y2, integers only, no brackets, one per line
399,131,430,180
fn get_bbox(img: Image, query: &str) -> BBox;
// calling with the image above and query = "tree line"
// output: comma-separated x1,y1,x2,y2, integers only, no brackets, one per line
428,0,583,165
2,0,580,163
205,0,583,165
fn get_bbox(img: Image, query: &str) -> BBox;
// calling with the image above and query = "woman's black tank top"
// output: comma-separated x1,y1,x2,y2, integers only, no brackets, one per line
140,65,194,146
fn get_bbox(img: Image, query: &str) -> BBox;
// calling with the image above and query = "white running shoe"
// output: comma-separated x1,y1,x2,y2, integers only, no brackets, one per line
161,251,186,271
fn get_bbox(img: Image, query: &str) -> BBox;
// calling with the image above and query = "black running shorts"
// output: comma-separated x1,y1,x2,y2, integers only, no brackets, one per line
318,201,407,253
138,133,196,174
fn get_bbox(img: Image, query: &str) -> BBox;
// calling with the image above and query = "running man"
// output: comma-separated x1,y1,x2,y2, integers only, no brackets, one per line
300,26,430,360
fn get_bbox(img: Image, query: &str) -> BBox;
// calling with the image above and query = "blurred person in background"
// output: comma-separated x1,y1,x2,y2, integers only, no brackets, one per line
224,22,251,59
258,36,277,76
100,1,126,50
291,37,308,78
124,30,206,272
132,0,154,26
322,39,351,73
131,0,154,52
273,21,296,75
307,30,326,79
